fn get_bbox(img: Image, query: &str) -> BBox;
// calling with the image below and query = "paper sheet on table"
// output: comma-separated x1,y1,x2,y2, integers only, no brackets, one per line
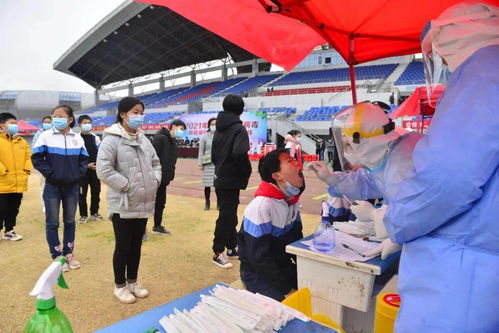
302,231,379,262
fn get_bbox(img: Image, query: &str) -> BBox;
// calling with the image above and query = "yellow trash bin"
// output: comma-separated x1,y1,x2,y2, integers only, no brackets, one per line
283,288,345,333
374,293,401,333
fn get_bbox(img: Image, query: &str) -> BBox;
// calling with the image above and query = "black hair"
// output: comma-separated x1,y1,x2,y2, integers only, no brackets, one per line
258,148,288,185
42,116,52,122
372,101,391,114
51,105,75,128
78,114,92,124
0,112,16,124
287,129,301,137
116,97,145,124
222,94,244,115
207,117,216,131
171,119,186,129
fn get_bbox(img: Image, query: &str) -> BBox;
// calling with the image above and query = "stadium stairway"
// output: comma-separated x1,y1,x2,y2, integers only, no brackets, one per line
208,77,251,97
263,72,289,88
267,117,319,154
381,62,409,90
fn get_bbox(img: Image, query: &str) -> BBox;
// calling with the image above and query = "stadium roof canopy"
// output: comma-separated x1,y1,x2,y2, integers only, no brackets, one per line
54,0,257,88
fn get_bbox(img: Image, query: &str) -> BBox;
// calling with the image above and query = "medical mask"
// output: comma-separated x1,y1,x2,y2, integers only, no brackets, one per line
282,182,301,197
7,124,19,136
296,137,302,143
344,151,364,167
210,126,216,132
81,124,92,132
52,118,69,131
127,115,144,130
174,129,184,137
42,123,52,131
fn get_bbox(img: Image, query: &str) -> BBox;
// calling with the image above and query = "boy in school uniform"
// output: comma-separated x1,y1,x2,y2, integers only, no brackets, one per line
237,148,305,301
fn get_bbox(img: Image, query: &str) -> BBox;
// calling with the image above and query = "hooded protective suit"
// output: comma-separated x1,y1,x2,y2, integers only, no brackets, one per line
386,3,499,332
317,4,499,329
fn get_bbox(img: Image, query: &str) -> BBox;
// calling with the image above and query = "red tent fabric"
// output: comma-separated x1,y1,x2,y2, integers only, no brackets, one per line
137,0,475,69
17,120,39,131
137,0,324,71
391,85,445,118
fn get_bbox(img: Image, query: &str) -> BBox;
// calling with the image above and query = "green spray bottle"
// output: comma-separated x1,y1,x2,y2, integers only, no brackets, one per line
23,257,73,333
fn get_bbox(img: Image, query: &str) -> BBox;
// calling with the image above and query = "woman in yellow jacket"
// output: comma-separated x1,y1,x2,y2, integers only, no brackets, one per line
0,113,32,241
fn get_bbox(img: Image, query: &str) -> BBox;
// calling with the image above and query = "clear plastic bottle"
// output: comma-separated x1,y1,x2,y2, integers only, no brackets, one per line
312,201,336,252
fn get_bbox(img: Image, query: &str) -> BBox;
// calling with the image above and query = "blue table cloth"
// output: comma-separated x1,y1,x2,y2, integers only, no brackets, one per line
95,283,339,333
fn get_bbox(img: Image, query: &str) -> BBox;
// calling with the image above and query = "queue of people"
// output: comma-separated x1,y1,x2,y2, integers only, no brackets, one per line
1,4,497,331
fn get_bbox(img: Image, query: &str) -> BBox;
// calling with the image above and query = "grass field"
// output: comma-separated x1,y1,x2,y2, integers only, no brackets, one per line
0,174,318,332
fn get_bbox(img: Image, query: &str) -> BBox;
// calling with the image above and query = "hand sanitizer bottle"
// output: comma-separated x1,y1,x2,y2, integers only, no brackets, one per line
312,201,336,252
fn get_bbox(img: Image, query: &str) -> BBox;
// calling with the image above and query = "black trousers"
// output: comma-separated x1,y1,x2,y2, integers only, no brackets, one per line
154,184,167,228
212,188,240,254
78,170,101,217
0,193,23,232
111,214,147,285
204,187,220,202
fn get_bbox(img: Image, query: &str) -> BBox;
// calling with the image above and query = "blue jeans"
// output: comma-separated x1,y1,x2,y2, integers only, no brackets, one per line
43,183,79,259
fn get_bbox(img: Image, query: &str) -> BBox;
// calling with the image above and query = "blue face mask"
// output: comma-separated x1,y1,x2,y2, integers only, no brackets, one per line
282,182,300,197
7,124,18,136
52,118,69,131
174,129,185,137
81,123,92,132
209,126,216,132
127,115,144,130
42,123,52,131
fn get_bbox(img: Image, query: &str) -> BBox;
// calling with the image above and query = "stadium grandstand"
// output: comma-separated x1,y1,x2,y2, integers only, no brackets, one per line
10,0,426,152
0,90,95,125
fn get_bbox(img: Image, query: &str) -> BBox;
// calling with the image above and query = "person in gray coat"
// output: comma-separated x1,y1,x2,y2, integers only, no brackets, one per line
198,117,219,211
96,97,161,304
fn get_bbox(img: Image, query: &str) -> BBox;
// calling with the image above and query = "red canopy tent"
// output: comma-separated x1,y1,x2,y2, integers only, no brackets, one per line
391,85,445,119
136,0,472,103
17,120,39,135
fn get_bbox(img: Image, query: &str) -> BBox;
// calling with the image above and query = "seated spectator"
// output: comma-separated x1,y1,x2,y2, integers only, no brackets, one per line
237,149,304,301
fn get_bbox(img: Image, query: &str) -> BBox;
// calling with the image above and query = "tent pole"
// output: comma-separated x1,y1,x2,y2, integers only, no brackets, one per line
348,35,357,104
349,63,357,104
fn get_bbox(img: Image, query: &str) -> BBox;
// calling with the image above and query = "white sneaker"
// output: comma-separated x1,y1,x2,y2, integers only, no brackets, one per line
55,256,70,272
114,286,136,304
3,230,22,241
212,253,233,269
65,253,81,270
127,282,149,298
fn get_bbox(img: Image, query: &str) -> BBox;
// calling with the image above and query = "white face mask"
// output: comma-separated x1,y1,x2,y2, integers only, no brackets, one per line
282,182,300,197
344,131,400,170
344,151,364,167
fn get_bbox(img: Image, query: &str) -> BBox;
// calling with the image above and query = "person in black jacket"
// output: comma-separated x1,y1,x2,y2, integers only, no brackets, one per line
77,115,102,223
151,119,186,235
211,94,251,268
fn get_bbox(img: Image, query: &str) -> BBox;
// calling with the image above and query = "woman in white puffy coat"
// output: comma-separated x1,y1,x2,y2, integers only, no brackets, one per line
96,97,161,304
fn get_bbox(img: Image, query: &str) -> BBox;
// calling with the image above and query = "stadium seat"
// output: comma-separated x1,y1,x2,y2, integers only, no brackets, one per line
271,64,397,86
395,61,425,85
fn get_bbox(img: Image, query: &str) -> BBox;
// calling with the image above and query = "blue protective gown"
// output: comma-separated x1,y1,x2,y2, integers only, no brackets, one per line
330,45,499,332
386,45,499,332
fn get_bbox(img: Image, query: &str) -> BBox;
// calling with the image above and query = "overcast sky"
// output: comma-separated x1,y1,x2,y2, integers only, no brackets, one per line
0,0,125,93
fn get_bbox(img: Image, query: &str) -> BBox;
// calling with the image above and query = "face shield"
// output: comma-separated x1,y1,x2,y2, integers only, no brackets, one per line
421,3,499,105
421,21,450,106
332,103,399,171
